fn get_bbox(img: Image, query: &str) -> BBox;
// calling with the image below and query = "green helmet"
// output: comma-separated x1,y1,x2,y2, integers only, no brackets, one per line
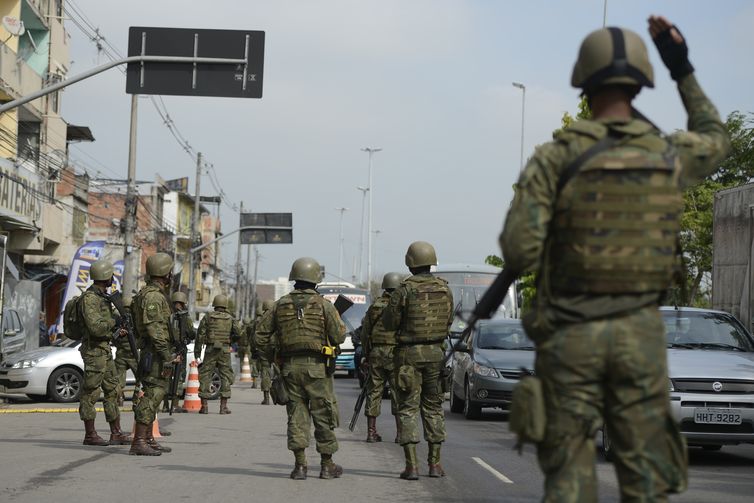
405,241,437,268
171,291,188,305
262,299,274,312
289,257,321,284
89,260,114,282
571,27,654,92
146,252,173,278
212,294,229,309
381,272,403,290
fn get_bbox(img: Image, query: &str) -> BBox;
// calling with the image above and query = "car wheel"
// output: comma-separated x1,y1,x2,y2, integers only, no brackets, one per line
702,444,722,451
48,366,83,403
208,370,222,400
463,380,482,420
26,394,48,402
449,379,464,413
602,426,614,462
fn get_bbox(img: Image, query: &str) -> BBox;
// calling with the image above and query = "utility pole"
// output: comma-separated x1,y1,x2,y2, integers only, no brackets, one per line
356,186,369,285
512,82,526,172
243,242,251,319
335,207,348,281
188,152,202,314
361,147,382,289
122,94,139,298
234,201,244,318
250,246,259,320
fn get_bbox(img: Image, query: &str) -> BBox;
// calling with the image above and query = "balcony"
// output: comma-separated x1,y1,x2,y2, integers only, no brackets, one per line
0,44,44,115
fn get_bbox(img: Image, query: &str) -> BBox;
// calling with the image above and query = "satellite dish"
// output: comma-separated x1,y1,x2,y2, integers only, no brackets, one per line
2,16,25,36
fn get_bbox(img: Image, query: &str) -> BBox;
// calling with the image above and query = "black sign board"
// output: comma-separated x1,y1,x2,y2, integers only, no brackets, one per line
126,27,265,98
239,212,293,245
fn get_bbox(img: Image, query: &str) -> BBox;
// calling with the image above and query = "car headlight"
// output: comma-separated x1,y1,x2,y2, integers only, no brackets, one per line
669,379,675,392
473,362,498,378
11,357,45,369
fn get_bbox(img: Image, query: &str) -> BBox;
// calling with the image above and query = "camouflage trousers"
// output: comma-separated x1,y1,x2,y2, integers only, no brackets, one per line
199,348,234,399
364,345,397,417
79,346,121,422
133,355,168,426
256,357,271,391
393,343,446,445
282,356,339,454
535,305,687,503
114,347,139,393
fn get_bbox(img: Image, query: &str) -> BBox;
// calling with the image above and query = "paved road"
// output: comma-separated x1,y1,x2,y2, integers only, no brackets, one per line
1,377,753,502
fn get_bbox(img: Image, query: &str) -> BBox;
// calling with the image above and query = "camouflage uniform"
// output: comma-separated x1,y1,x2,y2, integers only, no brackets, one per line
195,309,240,404
383,274,453,457
78,286,121,424
250,313,272,392
257,290,346,459
362,292,399,423
170,309,195,398
113,314,139,405
501,53,730,503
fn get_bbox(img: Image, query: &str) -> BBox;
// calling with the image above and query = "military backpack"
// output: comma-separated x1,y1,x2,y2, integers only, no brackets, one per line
63,295,86,340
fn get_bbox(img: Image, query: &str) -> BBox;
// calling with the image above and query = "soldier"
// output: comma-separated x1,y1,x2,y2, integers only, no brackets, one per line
163,291,195,413
195,294,241,414
251,299,275,405
499,17,730,501
257,257,346,480
383,242,453,480
129,253,181,456
361,272,403,443
113,296,140,409
77,259,132,446
237,316,254,387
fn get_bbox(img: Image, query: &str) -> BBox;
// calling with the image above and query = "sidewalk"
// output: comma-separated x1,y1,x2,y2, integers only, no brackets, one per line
0,383,443,503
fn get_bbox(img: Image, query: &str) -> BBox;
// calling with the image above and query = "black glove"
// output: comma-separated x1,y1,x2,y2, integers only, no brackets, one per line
652,25,694,80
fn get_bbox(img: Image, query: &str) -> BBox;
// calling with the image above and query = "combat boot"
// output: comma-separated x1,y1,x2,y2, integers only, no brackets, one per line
428,442,445,478
146,423,172,453
251,377,258,389
172,403,188,413
82,419,109,446
290,464,307,480
199,398,208,414
261,391,270,405
366,416,382,443
219,397,232,414
108,418,132,445
394,416,402,443
319,460,343,479
399,444,419,480
129,422,161,456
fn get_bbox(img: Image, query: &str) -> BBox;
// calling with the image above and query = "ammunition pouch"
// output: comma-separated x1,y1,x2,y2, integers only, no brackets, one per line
269,363,290,406
509,375,546,453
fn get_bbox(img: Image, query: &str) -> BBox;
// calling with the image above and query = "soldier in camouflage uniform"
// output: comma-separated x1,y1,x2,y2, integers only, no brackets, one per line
113,296,140,409
163,291,195,413
383,242,454,480
241,317,259,388
362,272,403,443
77,259,131,446
251,299,274,404
258,257,346,480
500,17,730,502
195,294,241,414
129,253,181,456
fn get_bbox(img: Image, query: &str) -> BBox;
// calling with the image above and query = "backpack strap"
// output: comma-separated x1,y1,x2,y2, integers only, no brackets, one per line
555,134,621,196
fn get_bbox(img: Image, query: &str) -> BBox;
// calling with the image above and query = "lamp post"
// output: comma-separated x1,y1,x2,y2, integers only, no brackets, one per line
356,186,369,285
335,207,348,281
512,82,526,172
361,147,382,288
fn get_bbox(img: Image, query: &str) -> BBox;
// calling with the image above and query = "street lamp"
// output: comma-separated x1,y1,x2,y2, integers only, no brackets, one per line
512,82,526,172
335,207,348,281
356,186,369,284
361,147,382,288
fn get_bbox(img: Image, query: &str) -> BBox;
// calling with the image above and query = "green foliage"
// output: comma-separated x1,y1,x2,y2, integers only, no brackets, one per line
556,96,592,134
484,255,503,268
484,254,537,313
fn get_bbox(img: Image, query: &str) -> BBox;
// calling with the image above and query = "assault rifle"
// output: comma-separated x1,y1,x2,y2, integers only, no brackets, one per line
167,310,190,416
108,291,139,363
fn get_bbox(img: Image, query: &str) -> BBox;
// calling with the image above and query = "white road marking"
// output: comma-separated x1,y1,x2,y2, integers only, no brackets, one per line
472,456,514,484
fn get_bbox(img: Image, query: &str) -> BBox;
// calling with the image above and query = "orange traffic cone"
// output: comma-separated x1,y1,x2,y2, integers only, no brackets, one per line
183,361,202,412
240,355,253,383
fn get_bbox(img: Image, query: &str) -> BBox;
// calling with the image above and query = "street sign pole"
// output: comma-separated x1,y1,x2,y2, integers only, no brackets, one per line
122,94,140,298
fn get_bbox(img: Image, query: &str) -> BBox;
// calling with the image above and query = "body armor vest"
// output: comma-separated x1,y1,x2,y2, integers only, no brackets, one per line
397,276,452,345
207,311,233,348
276,291,327,355
550,133,683,294
368,295,396,345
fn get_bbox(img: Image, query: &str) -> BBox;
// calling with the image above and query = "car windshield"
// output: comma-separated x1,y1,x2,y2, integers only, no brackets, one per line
476,322,533,350
663,311,754,352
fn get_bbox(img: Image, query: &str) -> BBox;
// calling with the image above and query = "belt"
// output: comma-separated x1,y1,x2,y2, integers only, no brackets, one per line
397,340,444,347
371,343,397,347
283,354,326,363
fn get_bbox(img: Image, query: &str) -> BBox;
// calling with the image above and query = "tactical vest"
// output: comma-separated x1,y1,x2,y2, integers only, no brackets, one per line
131,283,169,351
275,291,327,355
206,311,234,348
397,276,452,345
368,295,396,345
549,129,683,294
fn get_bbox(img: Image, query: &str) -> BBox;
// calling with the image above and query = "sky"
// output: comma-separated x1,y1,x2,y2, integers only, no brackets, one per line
60,0,754,285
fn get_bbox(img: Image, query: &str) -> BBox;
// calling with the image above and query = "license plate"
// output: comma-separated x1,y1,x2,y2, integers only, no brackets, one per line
694,408,742,425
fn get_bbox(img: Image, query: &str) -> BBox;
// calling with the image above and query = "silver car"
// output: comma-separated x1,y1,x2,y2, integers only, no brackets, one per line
449,319,535,419
603,307,754,457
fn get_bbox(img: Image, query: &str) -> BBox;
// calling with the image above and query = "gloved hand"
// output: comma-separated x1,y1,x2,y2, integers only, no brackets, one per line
648,16,694,80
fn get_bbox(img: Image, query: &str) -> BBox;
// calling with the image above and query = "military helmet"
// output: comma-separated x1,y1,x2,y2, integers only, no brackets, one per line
146,252,173,278
212,294,229,308
571,27,654,92
89,260,114,282
171,291,188,305
262,299,274,312
228,298,236,313
382,272,403,290
405,241,438,268
289,257,321,284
